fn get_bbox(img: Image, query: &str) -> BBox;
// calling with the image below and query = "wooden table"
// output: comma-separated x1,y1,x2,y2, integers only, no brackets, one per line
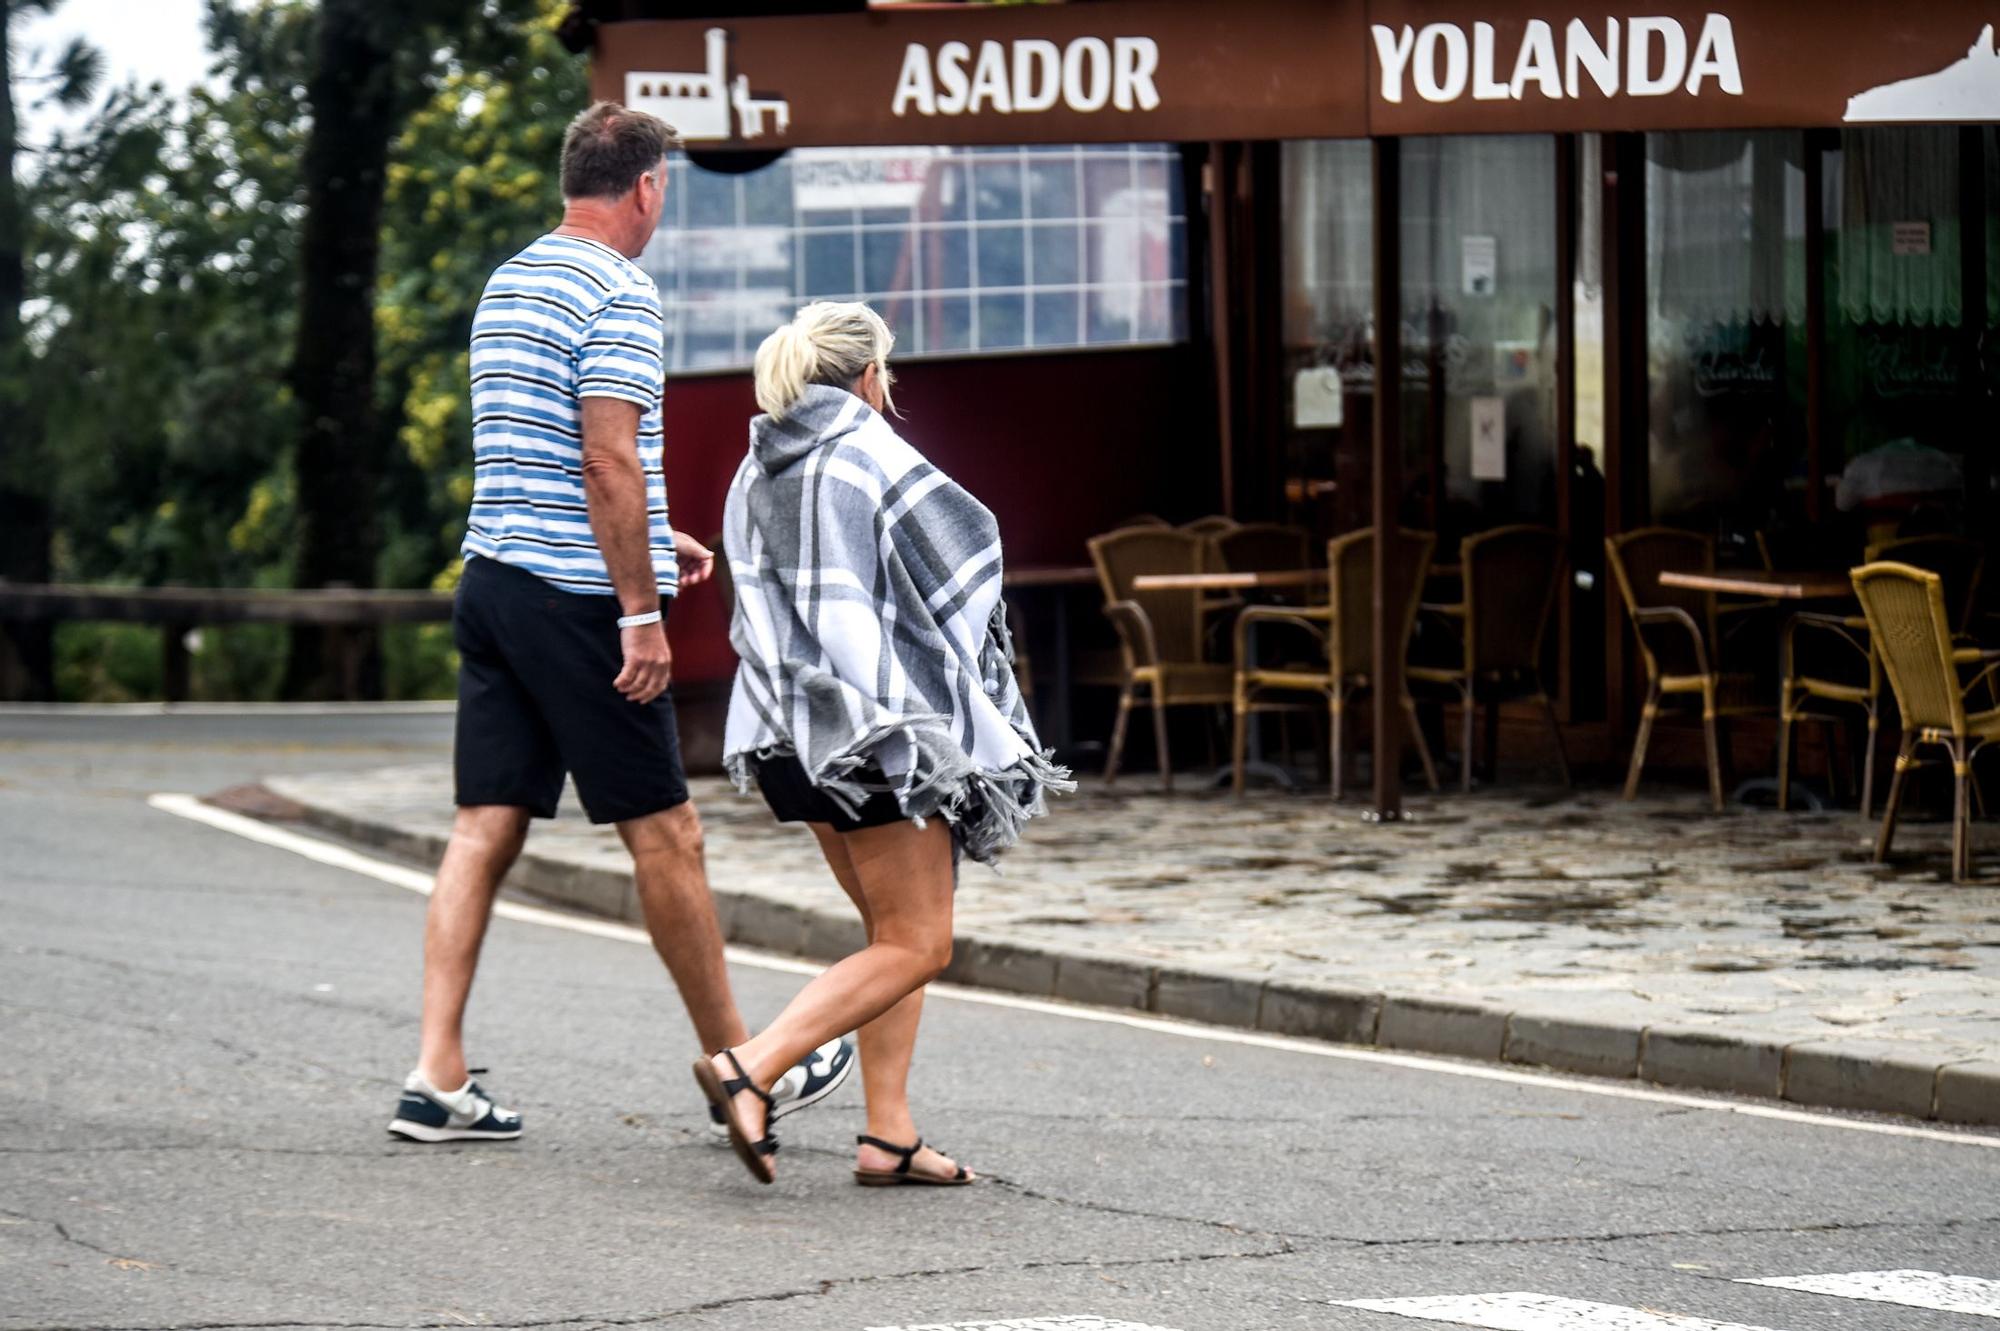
1131,569,1328,592
1001,566,1101,755
1658,568,1855,811
1003,565,1098,589
1659,569,1854,600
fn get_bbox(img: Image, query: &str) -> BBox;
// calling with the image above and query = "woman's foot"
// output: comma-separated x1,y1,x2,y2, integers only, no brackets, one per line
854,1133,976,1185
692,1049,778,1184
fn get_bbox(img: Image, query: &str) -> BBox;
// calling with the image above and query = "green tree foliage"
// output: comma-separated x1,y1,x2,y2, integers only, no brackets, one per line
25,0,584,699
377,5,586,596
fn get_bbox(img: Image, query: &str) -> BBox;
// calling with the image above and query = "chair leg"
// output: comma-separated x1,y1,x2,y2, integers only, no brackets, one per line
1776,697,1795,813
1150,696,1173,793
1403,694,1441,793
1875,733,1917,863
1330,693,1346,801
1954,741,1972,884
1860,709,1878,821
1459,686,1476,794
1105,683,1135,785
1624,686,1660,801
1702,687,1725,813
1536,690,1571,787
1231,679,1250,799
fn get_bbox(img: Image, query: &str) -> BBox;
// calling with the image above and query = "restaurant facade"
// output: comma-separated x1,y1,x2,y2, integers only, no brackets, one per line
571,0,2000,814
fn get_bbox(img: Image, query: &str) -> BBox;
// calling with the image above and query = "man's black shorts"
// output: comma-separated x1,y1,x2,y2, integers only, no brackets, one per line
453,555,689,824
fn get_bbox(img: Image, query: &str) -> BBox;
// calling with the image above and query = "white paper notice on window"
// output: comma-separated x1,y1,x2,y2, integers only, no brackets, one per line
1893,221,1932,256
1293,366,1344,428
1471,396,1506,480
1462,234,1498,296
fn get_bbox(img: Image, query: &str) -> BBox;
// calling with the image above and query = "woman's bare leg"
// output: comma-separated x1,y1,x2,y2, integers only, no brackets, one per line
807,825,969,1182
706,817,954,1162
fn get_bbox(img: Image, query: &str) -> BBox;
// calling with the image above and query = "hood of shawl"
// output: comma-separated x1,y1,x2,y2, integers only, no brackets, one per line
749,384,870,476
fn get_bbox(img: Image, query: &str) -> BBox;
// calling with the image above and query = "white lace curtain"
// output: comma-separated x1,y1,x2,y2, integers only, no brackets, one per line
1835,127,1963,328
1646,131,1804,328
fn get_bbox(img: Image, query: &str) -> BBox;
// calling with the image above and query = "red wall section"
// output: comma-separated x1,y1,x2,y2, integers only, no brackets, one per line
663,344,1212,684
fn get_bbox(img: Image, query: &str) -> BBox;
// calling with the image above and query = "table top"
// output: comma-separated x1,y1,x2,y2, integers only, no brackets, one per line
1003,565,1100,588
1658,569,1855,600
1132,569,1330,591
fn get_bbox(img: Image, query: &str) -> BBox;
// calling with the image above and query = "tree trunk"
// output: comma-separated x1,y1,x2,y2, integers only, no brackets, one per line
282,0,403,699
0,0,55,701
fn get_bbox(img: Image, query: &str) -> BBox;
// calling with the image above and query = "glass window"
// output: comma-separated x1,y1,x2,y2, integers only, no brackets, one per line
1401,135,1561,535
642,145,1187,370
1646,131,1807,543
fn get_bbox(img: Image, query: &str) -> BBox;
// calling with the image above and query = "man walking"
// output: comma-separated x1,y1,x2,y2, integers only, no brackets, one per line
389,103,851,1143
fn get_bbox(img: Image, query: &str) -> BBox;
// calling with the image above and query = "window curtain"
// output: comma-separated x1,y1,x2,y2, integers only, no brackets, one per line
1646,131,1803,328
1835,127,1962,328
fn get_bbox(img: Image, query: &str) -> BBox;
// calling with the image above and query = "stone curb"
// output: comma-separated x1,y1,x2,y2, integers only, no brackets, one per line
269,787,2000,1130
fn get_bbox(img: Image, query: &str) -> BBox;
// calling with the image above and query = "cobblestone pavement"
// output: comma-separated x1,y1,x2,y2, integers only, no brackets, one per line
268,764,2000,1078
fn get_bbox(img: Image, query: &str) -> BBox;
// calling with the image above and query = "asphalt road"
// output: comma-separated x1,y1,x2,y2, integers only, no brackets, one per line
5,709,1999,1331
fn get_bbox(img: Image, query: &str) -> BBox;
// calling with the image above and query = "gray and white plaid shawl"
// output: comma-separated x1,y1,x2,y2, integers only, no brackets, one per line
722,384,1072,864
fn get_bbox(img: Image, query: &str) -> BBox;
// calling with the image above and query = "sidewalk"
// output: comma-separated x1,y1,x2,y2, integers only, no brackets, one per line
256,765,2000,1127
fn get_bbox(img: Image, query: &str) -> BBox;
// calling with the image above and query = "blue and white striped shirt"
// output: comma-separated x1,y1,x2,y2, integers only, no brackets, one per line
463,233,676,597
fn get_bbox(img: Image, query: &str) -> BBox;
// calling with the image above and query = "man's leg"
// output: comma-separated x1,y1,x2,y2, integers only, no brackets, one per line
417,804,532,1090
619,802,748,1056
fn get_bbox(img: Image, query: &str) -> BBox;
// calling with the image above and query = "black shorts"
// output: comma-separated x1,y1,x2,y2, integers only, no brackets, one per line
453,556,689,824
753,753,910,832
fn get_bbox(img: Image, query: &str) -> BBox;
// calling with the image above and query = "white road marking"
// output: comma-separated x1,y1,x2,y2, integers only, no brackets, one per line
149,791,2000,1151
1738,1270,2000,1318
863,1320,1183,1331
1335,1293,1780,1331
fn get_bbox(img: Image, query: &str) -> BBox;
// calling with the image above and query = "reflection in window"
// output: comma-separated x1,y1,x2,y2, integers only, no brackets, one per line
637,144,1188,371
1645,130,1806,537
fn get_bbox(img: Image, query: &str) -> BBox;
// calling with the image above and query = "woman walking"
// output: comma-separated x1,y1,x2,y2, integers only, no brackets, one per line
696,301,1069,1186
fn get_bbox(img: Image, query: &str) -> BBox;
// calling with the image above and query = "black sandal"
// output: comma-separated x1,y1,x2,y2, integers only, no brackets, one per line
853,1134,974,1187
691,1050,779,1185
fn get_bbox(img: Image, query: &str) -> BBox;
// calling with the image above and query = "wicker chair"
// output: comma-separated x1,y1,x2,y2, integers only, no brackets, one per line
1181,515,1239,536
1211,523,1312,576
1230,528,1441,800
1606,527,1761,811
1854,561,2000,883
1778,534,1985,816
1410,525,1570,792
1088,527,1234,790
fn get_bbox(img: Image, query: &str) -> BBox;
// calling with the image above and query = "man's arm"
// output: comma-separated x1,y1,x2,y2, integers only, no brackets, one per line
580,396,672,704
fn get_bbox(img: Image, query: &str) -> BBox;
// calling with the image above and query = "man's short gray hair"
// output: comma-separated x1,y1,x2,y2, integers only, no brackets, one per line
560,101,678,201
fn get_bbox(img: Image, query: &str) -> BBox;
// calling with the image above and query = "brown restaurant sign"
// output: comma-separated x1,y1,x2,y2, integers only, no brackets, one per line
588,0,2000,146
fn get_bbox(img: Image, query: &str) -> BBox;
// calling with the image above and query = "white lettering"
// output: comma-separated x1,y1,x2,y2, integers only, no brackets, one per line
1013,39,1061,112
892,43,935,117
1511,19,1563,99
968,40,1012,113
1565,18,1620,98
1114,36,1161,111
1414,23,1470,102
935,40,972,114
1473,23,1510,100
1685,14,1743,95
1063,36,1112,111
1372,24,1416,104
1627,17,1686,97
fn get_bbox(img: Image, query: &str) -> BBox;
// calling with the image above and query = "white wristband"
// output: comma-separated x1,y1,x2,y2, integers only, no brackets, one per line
616,610,663,629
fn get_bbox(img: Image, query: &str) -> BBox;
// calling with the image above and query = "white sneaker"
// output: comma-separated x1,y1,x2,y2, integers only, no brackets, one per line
387,1069,523,1143
706,1034,857,1138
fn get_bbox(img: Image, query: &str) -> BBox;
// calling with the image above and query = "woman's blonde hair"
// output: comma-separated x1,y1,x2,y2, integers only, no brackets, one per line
752,300,897,419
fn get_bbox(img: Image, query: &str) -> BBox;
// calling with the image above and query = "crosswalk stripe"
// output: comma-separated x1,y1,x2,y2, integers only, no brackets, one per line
1737,1270,2000,1318
862,1321,1184,1331
1333,1293,1784,1330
